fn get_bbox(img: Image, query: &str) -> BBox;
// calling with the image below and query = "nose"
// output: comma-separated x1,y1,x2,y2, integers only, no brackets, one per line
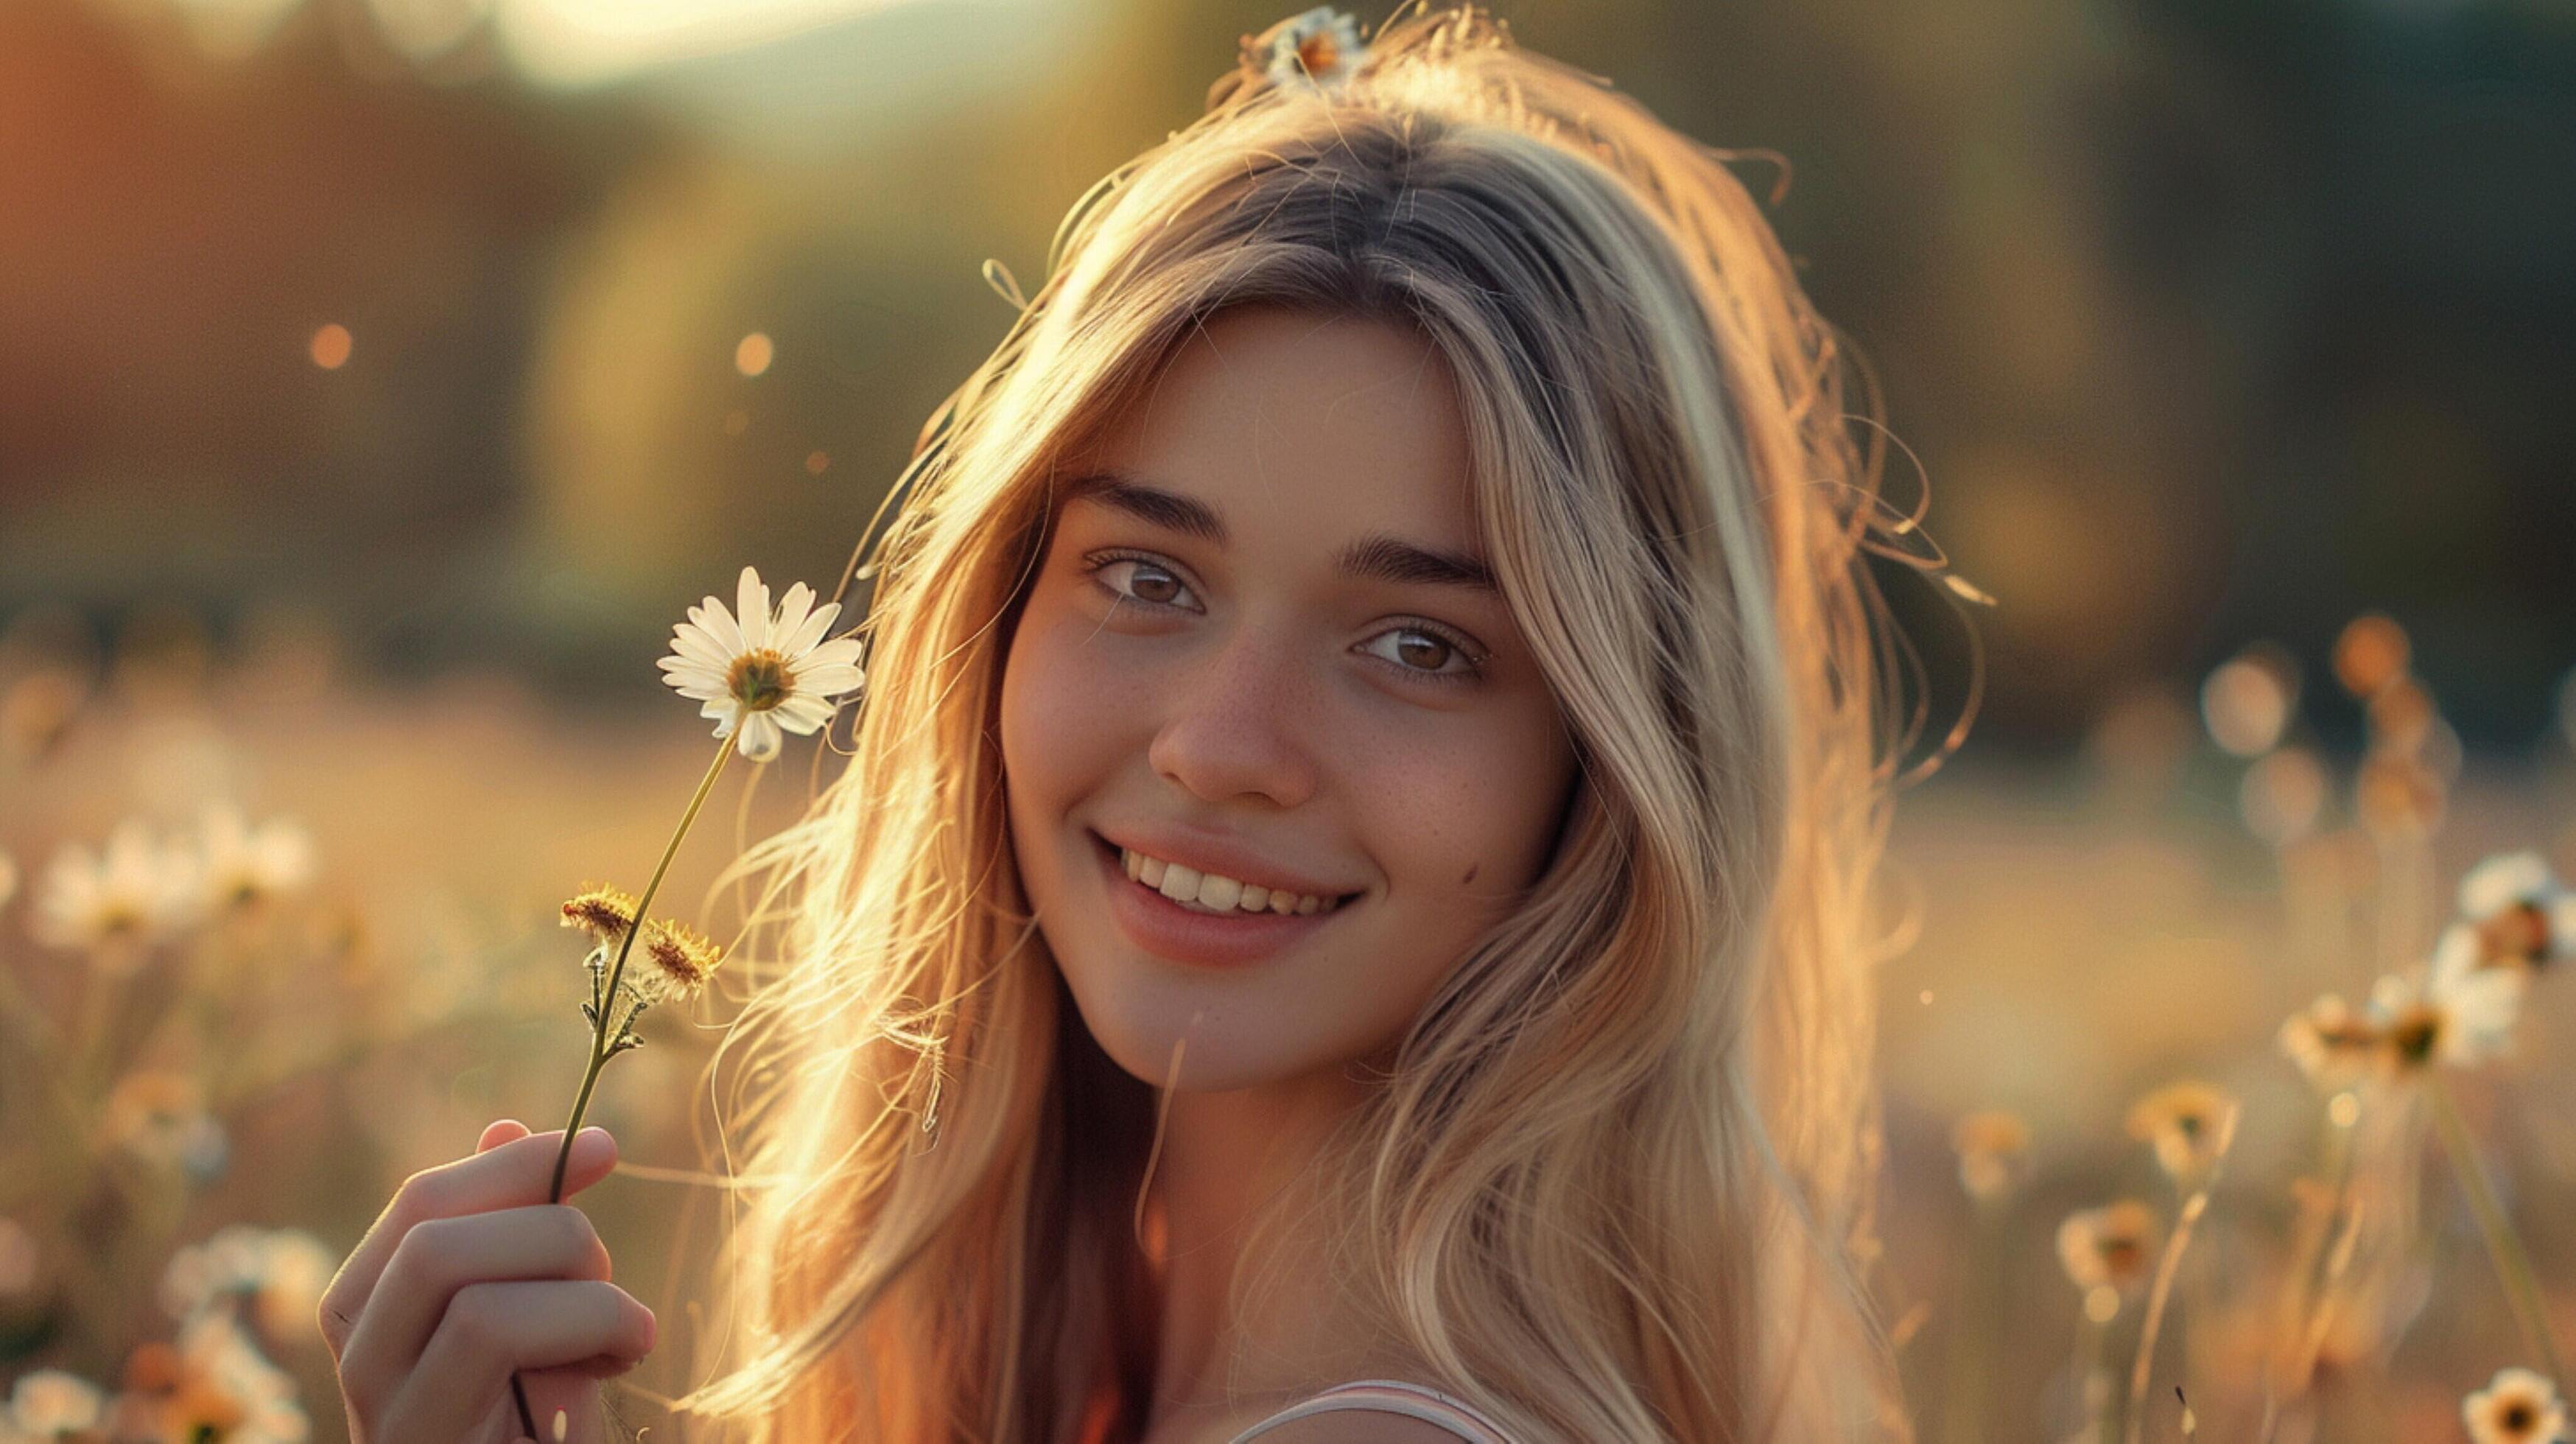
1145,621,1322,809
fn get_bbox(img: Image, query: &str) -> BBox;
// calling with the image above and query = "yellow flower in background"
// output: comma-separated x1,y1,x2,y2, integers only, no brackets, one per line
636,918,724,1003
559,883,641,947
2463,1366,2565,1444
1950,1110,2033,1203
34,821,198,967
194,805,314,915
656,566,866,763
2453,850,2575,969
2125,1080,2239,1185
2057,1199,2161,1300
2279,993,2380,1090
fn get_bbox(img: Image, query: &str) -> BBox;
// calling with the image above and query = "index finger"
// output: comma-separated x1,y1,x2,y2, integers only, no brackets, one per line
320,1126,617,1356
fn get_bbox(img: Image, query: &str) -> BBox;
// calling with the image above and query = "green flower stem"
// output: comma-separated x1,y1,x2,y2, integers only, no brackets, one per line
2425,1076,2565,1387
512,733,734,1439
543,734,734,1203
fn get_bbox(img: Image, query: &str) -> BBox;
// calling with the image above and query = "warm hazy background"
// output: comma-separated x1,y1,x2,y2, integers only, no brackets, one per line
3,1,2574,1439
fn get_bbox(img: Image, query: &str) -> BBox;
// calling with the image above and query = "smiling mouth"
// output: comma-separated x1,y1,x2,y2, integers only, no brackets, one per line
1087,830,1370,918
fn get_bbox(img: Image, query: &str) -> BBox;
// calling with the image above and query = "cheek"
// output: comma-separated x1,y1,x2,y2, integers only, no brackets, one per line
1000,596,1134,815
1352,709,1574,912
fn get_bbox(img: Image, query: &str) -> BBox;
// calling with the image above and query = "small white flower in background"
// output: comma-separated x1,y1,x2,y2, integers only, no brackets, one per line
2368,963,2526,1075
2463,1365,2565,1444
33,821,199,965
658,566,866,763
7,1369,105,1436
196,805,315,915
161,1226,339,1345
2452,850,2576,969
1257,6,1368,94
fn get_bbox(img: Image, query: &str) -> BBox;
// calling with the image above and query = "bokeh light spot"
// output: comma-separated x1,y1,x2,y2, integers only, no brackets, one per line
309,324,353,370
735,332,774,376
804,450,829,475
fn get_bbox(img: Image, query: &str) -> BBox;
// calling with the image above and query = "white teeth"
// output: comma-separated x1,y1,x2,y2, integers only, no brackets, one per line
1117,845,1341,916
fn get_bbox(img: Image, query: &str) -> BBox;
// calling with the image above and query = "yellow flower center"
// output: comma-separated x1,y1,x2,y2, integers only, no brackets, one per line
727,650,793,712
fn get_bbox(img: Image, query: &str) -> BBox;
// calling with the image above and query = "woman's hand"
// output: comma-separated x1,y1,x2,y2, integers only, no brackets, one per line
319,1120,656,1443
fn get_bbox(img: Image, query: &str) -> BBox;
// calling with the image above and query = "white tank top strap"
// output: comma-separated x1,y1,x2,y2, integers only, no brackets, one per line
1227,1378,1518,1443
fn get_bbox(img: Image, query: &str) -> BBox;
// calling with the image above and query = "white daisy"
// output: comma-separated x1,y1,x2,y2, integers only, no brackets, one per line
656,566,866,763
2369,963,2526,1074
1256,6,1368,94
2463,1365,2566,1444
196,805,315,915
2454,849,2576,967
33,821,198,965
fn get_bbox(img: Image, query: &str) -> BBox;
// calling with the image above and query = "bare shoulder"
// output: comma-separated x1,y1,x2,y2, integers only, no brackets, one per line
1250,1413,1475,1443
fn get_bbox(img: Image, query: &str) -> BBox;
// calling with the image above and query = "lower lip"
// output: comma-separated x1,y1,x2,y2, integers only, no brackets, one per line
1092,830,1355,969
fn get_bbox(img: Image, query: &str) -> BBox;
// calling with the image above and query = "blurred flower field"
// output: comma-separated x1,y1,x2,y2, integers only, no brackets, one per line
2,597,2575,1442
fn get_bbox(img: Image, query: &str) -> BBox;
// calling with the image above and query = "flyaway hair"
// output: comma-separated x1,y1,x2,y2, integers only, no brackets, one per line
677,4,1932,1437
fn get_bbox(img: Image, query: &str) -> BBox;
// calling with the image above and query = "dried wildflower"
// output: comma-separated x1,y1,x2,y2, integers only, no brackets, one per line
194,805,314,915
1950,1110,2033,1203
658,567,866,763
2452,852,2576,970
7,1368,105,1435
2368,964,2525,1076
2463,1367,2566,1444
2125,1081,2239,1185
559,883,641,946
636,918,724,1003
1248,6,1369,94
33,821,198,967
2279,993,2380,1091
2057,1199,2161,1300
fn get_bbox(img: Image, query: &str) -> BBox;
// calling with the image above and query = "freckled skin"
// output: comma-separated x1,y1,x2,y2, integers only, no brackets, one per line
999,305,1580,1094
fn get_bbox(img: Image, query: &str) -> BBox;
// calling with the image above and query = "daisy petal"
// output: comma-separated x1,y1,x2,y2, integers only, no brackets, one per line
736,567,773,653
799,637,864,670
797,664,863,698
780,598,841,658
692,598,745,659
772,583,815,653
774,692,837,734
737,711,783,763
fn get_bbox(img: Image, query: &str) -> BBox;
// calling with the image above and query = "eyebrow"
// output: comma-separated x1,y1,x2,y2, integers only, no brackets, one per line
1058,469,1500,595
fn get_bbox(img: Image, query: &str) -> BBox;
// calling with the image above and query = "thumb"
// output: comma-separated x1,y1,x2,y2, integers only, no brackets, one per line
478,1118,533,1154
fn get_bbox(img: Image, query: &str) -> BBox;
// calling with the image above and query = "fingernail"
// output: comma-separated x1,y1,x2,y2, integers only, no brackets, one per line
552,1408,570,1442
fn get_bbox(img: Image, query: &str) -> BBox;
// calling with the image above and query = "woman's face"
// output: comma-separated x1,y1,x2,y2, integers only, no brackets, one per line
1000,305,1580,1093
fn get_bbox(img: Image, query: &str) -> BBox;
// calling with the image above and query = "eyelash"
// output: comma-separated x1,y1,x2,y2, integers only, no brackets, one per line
1080,548,1490,687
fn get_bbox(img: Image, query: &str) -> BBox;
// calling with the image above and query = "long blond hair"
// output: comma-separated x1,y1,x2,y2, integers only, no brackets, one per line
678,5,1928,1437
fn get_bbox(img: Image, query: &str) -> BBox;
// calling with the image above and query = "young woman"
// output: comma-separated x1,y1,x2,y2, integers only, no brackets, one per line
321,4,1931,1438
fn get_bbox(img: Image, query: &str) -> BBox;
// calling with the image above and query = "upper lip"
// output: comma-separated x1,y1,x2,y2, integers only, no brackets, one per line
1095,824,1361,901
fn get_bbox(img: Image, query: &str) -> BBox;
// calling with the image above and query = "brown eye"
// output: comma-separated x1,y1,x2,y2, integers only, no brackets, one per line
1084,553,1199,612
1395,633,1452,670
